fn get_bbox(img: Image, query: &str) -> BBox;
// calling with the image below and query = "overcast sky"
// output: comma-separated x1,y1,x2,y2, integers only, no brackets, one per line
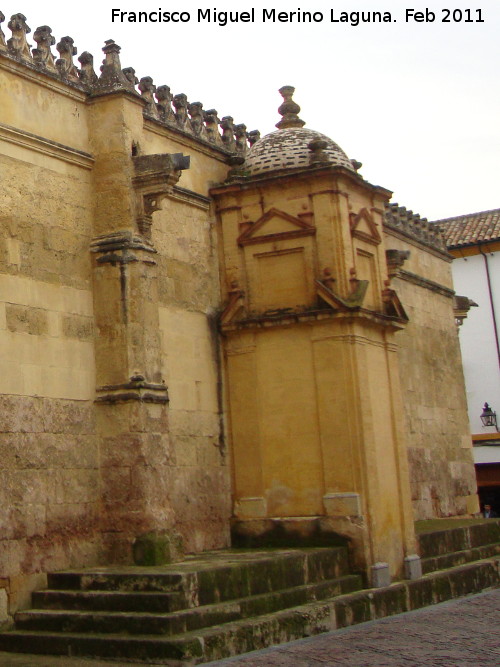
4,1,499,220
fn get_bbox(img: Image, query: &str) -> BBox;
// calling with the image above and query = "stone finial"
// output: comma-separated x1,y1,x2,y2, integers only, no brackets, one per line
234,124,248,157
78,51,98,86
0,12,6,50
351,159,362,171
138,76,159,119
122,67,138,86
32,25,56,71
308,139,330,165
276,85,305,130
220,116,236,152
204,109,223,146
7,13,31,60
247,130,261,147
95,40,136,94
156,85,175,123
188,102,208,139
56,36,79,81
173,93,193,133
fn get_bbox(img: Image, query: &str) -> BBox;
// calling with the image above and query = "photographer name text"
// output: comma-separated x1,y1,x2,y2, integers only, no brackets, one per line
111,7,486,27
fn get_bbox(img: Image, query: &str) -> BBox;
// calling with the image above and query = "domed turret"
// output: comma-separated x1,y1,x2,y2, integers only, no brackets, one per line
244,86,354,177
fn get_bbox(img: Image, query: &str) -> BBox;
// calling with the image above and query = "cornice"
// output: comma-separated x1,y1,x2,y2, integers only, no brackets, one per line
0,53,87,100
0,121,94,169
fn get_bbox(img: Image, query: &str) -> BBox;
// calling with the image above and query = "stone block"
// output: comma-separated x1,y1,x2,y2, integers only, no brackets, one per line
234,497,267,518
370,562,391,588
6,304,48,336
62,313,93,340
323,493,361,517
132,530,184,566
404,554,423,580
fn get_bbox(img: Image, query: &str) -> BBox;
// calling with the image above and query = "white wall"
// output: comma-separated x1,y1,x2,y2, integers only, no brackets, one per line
452,251,500,434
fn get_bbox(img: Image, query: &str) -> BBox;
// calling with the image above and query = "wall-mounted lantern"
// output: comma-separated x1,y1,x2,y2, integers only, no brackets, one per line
480,403,498,429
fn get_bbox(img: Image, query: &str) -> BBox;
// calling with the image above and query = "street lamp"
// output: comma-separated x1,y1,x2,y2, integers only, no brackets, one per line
480,403,498,429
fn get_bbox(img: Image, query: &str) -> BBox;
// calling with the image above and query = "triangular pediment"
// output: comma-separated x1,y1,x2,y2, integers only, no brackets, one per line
350,208,381,244
220,288,245,325
382,287,409,322
238,208,315,246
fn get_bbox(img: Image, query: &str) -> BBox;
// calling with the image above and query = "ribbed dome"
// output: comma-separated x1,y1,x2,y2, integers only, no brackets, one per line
245,127,354,176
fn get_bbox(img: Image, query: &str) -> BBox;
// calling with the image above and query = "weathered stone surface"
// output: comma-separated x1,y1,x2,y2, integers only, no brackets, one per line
387,230,478,519
1,536,500,663
0,32,479,637
6,304,48,335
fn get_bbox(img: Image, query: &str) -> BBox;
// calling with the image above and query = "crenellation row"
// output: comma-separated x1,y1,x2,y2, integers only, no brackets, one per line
0,11,258,154
134,77,256,155
385,203,448,252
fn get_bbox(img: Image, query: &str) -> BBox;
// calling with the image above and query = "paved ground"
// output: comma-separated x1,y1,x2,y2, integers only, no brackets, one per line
0,589,498,666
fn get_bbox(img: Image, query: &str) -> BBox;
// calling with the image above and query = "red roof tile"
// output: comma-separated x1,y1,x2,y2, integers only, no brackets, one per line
434,208,500,248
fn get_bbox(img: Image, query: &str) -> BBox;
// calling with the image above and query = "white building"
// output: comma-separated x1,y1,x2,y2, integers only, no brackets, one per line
437,208,500,511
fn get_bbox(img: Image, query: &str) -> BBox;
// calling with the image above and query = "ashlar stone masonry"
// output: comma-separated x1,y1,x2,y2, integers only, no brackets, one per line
0,9,478,625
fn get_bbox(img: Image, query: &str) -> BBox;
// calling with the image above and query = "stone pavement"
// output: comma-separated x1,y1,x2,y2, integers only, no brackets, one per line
0,589,498,666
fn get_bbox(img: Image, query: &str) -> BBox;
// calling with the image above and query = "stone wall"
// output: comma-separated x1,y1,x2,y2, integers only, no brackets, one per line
0,9,480,620
0,21,233,620
155,195,231,553
0,116,98,614
384,220,478,519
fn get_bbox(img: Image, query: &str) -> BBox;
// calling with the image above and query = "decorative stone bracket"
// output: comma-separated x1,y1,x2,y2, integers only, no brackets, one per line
132,153,190,237
95,374,169,405
453,295,478,328
386,249,411,278
316,278,369,311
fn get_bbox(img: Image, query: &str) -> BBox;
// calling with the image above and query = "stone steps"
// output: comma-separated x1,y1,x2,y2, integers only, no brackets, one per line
0,557,499,665
0,547,361,664
417,519,500,574
421,542,500,574
1,539,499,665
31,589,190,614
16,575,362,634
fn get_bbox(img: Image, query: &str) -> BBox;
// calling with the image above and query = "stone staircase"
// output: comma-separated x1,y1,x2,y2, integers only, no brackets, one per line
1,522,499,665
417,519,500,573
0,547,363,665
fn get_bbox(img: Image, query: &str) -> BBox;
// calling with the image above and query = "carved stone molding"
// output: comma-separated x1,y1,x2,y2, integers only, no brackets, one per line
132,153,190,237
316,278,369,311
397,269,454,298
350,208,382,245
96,375,169,404
90,230,157,261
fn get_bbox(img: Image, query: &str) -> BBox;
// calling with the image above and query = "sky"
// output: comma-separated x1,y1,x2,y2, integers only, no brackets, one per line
3,1,499,220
